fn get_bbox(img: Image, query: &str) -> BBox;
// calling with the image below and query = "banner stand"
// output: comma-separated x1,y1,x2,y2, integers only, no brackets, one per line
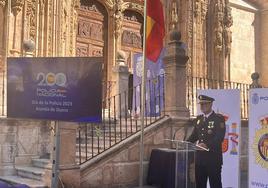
51,121,60,188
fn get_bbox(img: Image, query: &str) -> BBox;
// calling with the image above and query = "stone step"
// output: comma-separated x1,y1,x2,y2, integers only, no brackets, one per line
32,159,52,169
78,125,141,135
0,176,47,188
77,133,130,144
16,166,45,181
75,151,99,163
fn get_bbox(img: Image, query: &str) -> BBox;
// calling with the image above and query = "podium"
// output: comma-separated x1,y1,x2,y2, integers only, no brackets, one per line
147,140,207,188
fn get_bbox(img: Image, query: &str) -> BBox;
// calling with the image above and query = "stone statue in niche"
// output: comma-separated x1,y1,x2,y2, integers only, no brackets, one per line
215,1,224,22
224,27,232,55
114,0,124,39
224,2,233,55
171,0,178,27
224,5,233,27
214,21,223,53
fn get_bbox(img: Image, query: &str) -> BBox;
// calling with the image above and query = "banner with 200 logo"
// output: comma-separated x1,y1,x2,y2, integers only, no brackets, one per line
7,57,102,122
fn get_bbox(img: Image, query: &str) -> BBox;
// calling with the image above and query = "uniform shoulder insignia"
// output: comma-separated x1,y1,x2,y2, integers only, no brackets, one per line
216,113,224,117
216,113,225,121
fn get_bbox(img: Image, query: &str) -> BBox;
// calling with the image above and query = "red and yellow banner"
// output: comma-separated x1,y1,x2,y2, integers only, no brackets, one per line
146,0,165,62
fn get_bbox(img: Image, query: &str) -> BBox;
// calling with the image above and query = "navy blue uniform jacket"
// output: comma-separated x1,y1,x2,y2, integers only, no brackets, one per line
187,111,226,166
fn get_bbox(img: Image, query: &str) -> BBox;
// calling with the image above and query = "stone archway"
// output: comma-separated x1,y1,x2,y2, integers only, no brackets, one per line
76,0,108,82
121,9,143,109
121,9,143,70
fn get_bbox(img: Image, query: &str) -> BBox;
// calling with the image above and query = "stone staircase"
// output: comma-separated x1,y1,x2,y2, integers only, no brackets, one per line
75,117,162,164
0,158,51,188
0,116,164,187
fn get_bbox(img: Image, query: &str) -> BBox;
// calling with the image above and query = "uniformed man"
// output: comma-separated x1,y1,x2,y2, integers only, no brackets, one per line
187,94,226,188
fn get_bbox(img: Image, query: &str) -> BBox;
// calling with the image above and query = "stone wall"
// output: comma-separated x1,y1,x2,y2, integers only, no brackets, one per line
230,0,257,83
80,117,191,188
0,118,51,176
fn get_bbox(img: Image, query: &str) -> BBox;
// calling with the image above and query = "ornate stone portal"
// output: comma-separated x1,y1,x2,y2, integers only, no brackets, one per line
0,0,265,85
190,0,233,81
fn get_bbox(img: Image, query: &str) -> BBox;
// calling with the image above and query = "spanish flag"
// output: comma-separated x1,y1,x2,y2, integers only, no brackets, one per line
146,0,165,62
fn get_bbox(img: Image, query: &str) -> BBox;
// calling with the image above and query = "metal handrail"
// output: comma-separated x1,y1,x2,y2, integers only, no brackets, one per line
77,74,166,164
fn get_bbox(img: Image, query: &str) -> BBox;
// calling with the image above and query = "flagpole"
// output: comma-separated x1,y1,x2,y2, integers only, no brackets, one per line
139,0,147,187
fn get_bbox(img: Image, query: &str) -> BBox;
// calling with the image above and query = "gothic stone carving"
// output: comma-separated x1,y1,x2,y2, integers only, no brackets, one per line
76,45,88,57
26,0,37,41
214,0,224,53
122,30,141,48
170,0,178,29
214,21,223,53
223,1,233,55
0,0,6,7
201,0,207,21
11,0,24,16
78,20,103,41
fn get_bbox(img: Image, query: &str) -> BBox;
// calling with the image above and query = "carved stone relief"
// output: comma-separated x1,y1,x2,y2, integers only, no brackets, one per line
0,0,6,7
223,1,233,55
26,0,37,41
76,3,105,57
11,0,24,16
78,21,103,41
122,30,141,48
76,44,88,57
214,21,223,53
205,0,233,81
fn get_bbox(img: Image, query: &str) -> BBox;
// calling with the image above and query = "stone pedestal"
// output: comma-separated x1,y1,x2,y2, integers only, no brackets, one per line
163,30,190,119
58,122,80,188
24,52,34,57
113,64,130,118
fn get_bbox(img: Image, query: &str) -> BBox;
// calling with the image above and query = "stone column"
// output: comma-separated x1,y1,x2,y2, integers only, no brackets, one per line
10,0,24,57
163,30,190,119
0,0,5,58
260,7,268,87
112,50,130,118
58,122,80,188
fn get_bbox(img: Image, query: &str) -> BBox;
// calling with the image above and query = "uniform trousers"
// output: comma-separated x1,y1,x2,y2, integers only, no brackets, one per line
195,163,222,188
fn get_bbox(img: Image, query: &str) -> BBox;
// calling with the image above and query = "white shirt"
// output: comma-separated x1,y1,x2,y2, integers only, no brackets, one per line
203,110,213,119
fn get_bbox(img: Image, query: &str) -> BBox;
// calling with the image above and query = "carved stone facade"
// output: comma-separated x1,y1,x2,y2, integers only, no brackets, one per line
0,0,263,85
